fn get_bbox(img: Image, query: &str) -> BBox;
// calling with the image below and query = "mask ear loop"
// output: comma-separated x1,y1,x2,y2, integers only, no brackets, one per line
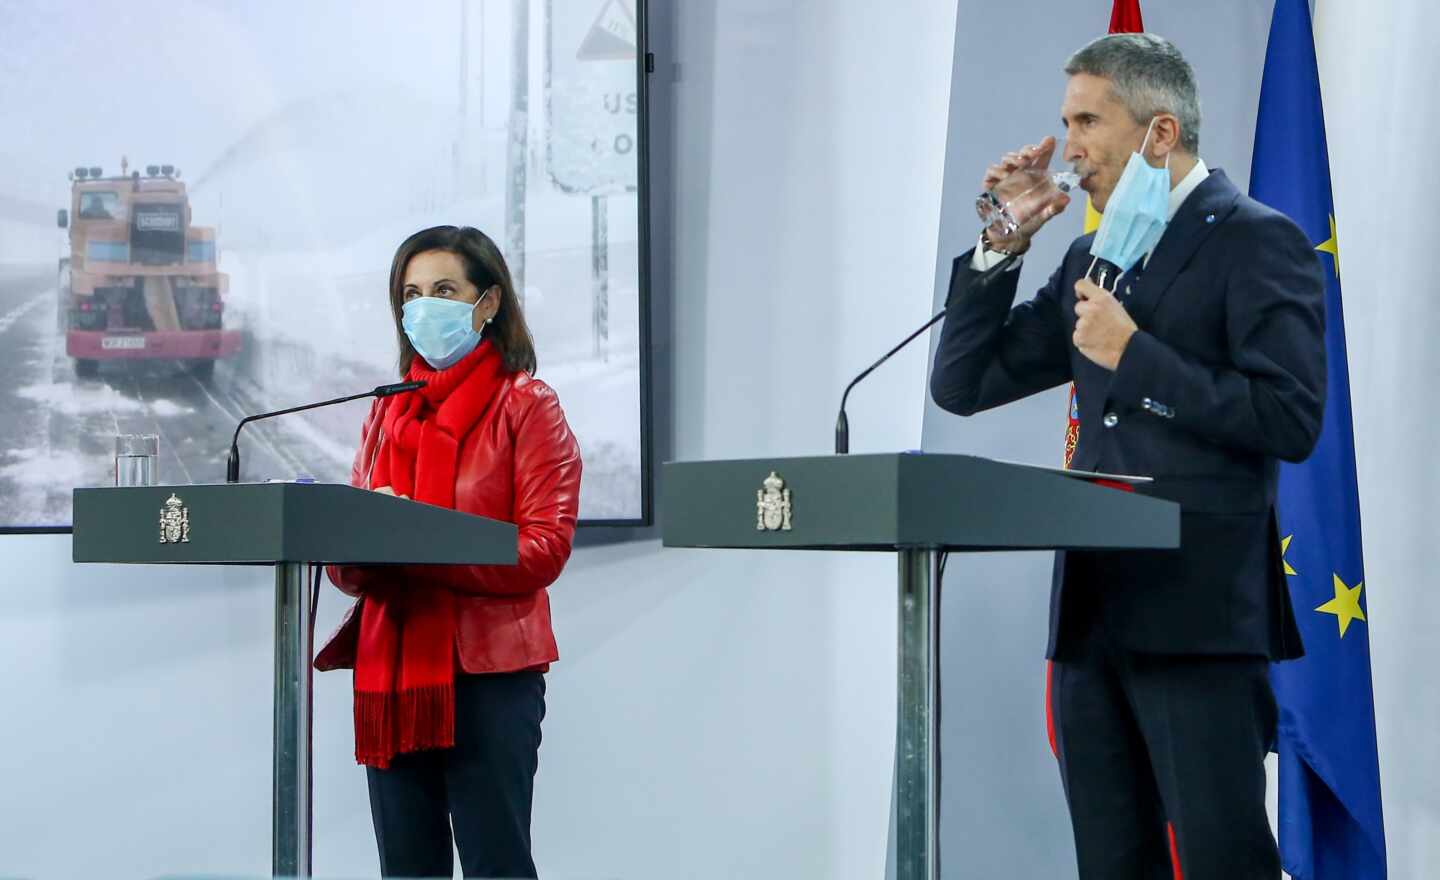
1111,116,1169,291
1084,254,1116,292
1140,117,1172,170
1088,119,1169,295
476,286,497,329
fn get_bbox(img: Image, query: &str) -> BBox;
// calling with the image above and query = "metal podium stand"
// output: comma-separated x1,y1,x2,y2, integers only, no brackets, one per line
74,482,517,877
661,453,1180,880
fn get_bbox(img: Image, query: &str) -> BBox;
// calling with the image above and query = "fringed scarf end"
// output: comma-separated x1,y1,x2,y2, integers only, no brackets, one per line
353,684,456,768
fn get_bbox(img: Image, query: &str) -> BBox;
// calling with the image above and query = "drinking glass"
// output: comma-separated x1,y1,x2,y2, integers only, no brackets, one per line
115,434,159,486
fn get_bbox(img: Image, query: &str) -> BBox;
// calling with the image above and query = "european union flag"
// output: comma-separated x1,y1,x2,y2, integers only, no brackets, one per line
1250,0,1387,877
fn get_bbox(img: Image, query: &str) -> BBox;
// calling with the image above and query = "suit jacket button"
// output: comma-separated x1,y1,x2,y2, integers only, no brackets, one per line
1103,412,1119,428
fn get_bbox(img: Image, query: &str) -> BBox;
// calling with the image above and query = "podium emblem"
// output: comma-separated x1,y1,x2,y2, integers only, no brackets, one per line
158,493,191,544
755,471,793,531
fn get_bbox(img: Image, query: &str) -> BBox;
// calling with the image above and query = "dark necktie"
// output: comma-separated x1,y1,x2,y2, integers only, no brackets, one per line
1119,261,1145,303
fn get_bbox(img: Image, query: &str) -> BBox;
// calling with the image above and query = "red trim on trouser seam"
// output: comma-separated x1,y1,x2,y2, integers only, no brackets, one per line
1045,661,1058,759
1167,822,1184,880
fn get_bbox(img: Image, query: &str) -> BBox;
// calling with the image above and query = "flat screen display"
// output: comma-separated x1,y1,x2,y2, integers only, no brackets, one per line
0,0,650,530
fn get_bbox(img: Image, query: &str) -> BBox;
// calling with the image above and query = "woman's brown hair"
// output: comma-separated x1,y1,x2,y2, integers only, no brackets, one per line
387,225,537,375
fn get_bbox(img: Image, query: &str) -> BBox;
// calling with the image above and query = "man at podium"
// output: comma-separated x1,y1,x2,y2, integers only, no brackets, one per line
930,34,1326,880
314,226,583,879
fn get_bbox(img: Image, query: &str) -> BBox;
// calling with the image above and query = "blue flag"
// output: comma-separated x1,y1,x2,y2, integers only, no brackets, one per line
1249,0,1387,877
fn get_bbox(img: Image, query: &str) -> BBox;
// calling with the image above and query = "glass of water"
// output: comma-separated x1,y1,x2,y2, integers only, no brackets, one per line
115,434,159,487
976,169,1081,237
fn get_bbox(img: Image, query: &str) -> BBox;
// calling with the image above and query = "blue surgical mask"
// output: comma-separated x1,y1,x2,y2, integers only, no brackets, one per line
1089,118,1171,278
402,293,488,370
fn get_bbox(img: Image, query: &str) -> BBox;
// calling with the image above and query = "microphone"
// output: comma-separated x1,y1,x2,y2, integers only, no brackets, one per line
225,381,426,483
834,253,1017,454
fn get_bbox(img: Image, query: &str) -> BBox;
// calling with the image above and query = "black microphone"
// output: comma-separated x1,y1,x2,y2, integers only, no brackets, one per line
225,381,426,483
834,253,1017,454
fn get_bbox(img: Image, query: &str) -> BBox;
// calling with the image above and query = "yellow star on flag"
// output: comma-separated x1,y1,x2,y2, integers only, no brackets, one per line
1316,573,1366,638
1280,534,1297,576
1315,213,1340,277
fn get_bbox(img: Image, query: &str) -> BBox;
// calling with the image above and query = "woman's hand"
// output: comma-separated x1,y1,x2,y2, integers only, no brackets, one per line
372,485,410,500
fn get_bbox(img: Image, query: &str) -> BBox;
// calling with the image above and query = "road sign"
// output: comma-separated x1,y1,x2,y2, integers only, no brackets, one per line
577,0,636,60
546,0,640,195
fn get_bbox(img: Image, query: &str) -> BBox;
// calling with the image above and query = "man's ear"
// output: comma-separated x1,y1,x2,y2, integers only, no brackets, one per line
1151,114,1183,158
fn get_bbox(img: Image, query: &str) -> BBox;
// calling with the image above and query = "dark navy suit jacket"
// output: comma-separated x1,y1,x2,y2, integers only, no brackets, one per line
930,169,1325,660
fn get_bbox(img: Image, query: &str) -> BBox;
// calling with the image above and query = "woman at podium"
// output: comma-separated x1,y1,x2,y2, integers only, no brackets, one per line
315,225,582,879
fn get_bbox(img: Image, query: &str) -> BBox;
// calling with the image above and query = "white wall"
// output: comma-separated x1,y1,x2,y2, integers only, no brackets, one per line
1315,1,1440,875
0,1,960,877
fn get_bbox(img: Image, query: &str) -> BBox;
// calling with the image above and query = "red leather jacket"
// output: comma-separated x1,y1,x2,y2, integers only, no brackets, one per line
314,371,581,674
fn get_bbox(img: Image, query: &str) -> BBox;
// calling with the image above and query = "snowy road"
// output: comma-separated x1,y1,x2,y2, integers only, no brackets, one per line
0,267,371,528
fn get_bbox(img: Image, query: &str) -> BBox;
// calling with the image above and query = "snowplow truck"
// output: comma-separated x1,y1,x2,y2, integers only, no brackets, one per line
57,163,239,381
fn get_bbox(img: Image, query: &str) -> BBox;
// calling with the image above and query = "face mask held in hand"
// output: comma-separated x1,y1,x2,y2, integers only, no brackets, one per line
402,290,491,370
1088,117,1171,279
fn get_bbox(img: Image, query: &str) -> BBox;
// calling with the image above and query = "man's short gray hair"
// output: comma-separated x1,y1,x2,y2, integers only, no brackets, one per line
1065,33,1202,155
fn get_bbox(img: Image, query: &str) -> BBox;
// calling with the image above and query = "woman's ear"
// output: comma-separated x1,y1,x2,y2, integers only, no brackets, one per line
474,286,501,331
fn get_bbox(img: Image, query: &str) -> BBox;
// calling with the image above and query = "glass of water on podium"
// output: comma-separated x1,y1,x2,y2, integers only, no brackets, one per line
115,434,159,486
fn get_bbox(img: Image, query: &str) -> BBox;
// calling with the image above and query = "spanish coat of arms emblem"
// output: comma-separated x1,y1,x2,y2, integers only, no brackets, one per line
755,471,793,531
159,493,191,544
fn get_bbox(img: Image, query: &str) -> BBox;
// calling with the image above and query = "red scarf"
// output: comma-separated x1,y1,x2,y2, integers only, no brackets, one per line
354,341,506,768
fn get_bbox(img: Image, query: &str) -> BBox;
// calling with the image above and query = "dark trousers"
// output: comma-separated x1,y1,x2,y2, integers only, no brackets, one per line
366,672,546,879
1051,644,1281,880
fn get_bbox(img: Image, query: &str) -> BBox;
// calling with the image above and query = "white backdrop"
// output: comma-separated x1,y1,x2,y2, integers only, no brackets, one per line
1315,0,1440,875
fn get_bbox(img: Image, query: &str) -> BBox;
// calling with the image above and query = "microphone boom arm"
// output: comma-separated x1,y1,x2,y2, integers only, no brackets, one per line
835,310,948,454
225,381,425,483
834,253,1016,454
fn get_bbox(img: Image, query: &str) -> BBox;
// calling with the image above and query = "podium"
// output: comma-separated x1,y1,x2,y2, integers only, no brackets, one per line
72,482,518,877
661,453,1181,880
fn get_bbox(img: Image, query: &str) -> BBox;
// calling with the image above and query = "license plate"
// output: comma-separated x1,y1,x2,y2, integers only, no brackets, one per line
101,336,146,350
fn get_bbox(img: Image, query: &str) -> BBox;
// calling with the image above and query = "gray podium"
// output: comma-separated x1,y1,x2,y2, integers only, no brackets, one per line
661,453,1181,880
72,482,518,878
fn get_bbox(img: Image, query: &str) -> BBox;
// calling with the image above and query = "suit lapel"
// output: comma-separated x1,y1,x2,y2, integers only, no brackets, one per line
1124,169,1243,329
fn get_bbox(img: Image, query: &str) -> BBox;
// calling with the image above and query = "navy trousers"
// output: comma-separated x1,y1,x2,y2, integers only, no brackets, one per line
366,672,546,879
1052,643,1281,880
